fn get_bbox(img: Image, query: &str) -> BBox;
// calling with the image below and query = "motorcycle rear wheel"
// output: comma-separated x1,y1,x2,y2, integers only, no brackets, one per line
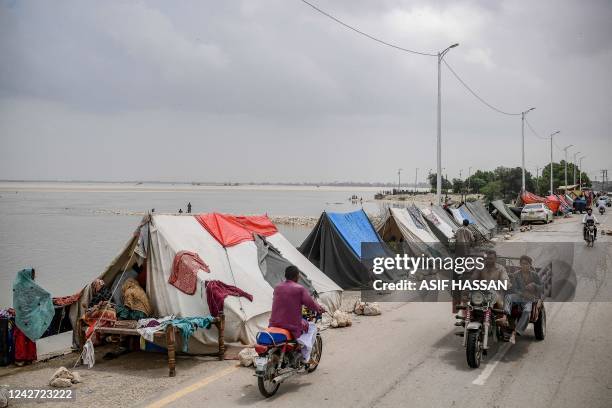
258,363,280,397
466,330,482,368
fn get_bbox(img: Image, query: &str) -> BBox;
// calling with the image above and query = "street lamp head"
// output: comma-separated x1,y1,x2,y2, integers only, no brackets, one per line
551,130,560,137
450,43,459,48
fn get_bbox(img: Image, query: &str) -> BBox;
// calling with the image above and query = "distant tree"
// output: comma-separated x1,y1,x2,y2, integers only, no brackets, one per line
539,161,590,193
452,178,464,194
428,173,452,192
481,180,503,201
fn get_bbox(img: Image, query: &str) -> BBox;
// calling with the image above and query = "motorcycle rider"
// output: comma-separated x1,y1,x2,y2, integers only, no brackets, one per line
470,250,511,309
504,255,543,344
597,199,606,214
268,266,325,361
582,208,600,240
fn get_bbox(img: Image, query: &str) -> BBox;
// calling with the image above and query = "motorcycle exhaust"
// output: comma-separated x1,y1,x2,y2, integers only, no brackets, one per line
272,370,298,384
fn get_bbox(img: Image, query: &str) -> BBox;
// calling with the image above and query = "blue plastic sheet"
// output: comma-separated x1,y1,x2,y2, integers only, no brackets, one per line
327,210,382,257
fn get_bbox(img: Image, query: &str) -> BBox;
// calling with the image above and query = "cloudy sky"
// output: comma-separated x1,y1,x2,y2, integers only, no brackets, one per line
0,0,610,183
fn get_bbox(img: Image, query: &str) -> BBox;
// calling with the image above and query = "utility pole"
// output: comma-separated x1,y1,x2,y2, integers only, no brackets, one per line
578,156,586,190
572,151,580,185
397,168,402,194
521,107,535,192
535,166,540,195
467,166,472,196
436,43,459,205
414,167,418,195
549,131,560,195
562,144,573,188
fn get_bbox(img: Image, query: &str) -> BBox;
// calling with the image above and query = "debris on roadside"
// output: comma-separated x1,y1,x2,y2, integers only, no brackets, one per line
0,386,8,408
238,348,258,367
330,310,352,328
49,366,82,388
519,225,533,232
353,301,381,316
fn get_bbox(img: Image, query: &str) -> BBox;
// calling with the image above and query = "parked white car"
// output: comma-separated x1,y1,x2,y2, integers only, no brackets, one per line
521,203,554,224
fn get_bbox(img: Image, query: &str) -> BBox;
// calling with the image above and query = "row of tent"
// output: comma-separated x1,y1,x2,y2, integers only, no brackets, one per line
299,200,513,290
51,199,516,351
519,191,580,215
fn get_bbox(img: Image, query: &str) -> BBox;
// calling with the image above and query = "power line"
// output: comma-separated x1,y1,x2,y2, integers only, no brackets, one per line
525,118,549,140
299,0,437,57
443,60,521,116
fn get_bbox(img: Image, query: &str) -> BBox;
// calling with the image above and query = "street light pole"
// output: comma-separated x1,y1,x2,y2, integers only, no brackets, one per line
397,168,402,193
573,151,581,185
562,144,573,188
436,43,459,205
521,107,535,191
549,131,560,194
468,166,472,196
579,156,586,190
414,167,418,195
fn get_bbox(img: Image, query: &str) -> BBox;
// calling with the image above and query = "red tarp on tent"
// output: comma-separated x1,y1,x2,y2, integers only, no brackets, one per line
545,195,561,213
195,213,278,247
520,191,560,213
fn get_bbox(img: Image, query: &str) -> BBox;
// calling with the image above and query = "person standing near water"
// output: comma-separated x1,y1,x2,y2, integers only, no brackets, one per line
187,202,192,213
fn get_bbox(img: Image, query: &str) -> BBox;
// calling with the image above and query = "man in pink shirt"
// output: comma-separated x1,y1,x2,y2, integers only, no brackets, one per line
268,266,325,340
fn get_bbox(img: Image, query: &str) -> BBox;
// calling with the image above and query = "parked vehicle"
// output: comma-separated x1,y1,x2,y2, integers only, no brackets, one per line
456,289,545,368
254,312,323,397
585,219,596,247
573,197,587,213
521,203,553,224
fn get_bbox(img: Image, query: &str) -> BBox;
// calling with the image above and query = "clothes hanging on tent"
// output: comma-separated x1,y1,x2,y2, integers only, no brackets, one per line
52,292,81,307
204,280,253,317
12,268,55,341
169,251,209,295
14,326,36,363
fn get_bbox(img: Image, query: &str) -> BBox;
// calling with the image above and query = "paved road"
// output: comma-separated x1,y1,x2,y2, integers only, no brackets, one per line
141,214,612,408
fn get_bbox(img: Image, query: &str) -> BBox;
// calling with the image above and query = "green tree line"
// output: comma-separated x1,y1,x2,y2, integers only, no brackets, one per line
428,162,590,201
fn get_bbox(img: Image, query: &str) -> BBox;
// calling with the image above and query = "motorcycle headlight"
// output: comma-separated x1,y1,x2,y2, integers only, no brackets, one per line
470,291,484,306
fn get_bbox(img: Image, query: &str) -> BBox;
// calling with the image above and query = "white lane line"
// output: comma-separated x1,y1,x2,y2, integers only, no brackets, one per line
472,343,512,386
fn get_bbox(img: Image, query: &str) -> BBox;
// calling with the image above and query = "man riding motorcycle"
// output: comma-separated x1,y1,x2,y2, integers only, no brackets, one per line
582,208,600,241
268,266,325,361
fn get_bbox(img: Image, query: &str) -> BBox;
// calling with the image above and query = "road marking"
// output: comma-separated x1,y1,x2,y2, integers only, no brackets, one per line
472,343,511,386
145,365,239,408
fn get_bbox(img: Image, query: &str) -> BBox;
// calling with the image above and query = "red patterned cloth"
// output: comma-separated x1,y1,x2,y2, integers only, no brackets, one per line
169,251,210,295
52,292,81,306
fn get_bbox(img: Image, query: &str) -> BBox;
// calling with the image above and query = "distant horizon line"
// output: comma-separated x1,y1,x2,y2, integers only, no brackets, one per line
0,179,431,188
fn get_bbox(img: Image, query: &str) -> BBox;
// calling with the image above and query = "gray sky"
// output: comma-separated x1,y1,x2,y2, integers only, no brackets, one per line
1,0,611,183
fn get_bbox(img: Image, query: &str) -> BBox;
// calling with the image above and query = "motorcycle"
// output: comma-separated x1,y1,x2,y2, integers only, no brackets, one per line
456,289,546,368
254,311,323,397
585,219,596,247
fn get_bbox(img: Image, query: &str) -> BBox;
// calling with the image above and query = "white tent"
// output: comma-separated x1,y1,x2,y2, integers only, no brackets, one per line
378,207,446,257
71,213,342,352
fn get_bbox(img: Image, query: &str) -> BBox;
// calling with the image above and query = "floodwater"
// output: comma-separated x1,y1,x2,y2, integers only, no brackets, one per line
0,182,385,307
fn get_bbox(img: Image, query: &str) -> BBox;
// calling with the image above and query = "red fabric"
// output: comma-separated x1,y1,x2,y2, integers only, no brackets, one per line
195,213,278,247
545,195,561,213
520,191,560,213
204,280,253,317
52,292,81,307
169,251,209,295
14,326,37,362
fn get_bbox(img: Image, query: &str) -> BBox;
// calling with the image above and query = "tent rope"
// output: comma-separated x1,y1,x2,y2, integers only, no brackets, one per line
71,243,137,369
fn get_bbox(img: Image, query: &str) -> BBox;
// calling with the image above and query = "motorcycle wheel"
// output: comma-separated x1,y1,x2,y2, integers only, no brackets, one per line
534,306,546,340
306,334,323,373
466,330,482,368
258,361,280,397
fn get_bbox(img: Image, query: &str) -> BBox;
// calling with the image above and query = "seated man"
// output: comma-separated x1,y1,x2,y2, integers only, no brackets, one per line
268,266,325,361
504,255,543,344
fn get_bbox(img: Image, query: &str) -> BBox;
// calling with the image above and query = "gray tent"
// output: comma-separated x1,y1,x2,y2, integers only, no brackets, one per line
491,200,520,229
465,201,497,236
